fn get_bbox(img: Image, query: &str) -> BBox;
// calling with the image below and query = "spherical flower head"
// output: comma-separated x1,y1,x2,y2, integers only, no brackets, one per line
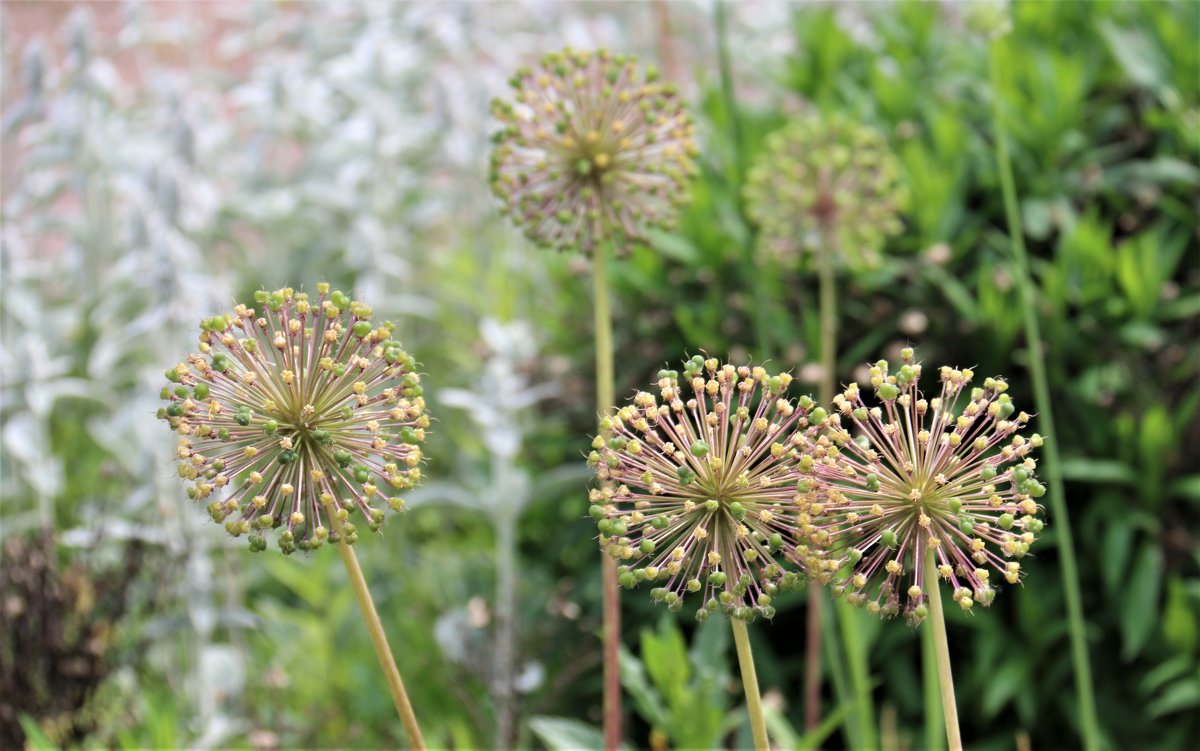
805,348,1045,625
745,114,906,267
489,47,698,254
588,355,828,623
157,285,429,555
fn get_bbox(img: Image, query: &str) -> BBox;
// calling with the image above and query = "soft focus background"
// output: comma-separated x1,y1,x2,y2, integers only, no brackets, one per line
1,1,1197,749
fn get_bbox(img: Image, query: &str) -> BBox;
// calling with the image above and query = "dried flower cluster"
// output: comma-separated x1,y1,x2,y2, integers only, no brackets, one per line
158,285,428,554
803,348,1044,624
745,114,906,266
588,356,827,622
490,48,698,254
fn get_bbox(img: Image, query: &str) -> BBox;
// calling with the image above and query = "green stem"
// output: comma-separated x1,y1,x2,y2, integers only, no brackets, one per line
921,611,946,751
835,598,877,750
924,552,962,751
818,593,857,747
817,226,837,407
731,618,770,751
989,45,1100,751
330,511,426,749
715,0,772,359
594,240,622,750
817,223,876,748
714,0,745,187
494,494,518,746
803,589,823,730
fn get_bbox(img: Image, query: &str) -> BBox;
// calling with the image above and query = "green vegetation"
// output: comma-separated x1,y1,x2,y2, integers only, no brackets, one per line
1,2,1196,749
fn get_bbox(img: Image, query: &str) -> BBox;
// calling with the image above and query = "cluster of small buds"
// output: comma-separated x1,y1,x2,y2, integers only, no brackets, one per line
588,356,829,622
744,114,906,267
158,285,429,554
803,348,1045,624
490,47,698,254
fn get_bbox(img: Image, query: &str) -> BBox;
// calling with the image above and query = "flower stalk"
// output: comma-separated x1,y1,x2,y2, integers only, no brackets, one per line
731,618,770,751
593,238,622,749
331,508,426,749
924,549,962,751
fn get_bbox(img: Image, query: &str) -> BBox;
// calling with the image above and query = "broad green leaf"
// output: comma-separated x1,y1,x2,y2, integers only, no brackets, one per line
1058,457,1137,485
618,646,670,730
528,716,613,751
982,660,1026,718
1169,475,1200,501
1098,21,1171,99
640,618,691,709
1148,679,1200,718
1121,543,1164,660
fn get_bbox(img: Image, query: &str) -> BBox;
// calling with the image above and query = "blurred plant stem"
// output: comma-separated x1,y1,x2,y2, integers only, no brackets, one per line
493,462,518,748
731,619,769,751
804,217,839,731
593,238,622,749
330,510,426,750
922,615,945,751
715,0,772,359
925,551,962,751
813,222,877,748
989,44,1100,751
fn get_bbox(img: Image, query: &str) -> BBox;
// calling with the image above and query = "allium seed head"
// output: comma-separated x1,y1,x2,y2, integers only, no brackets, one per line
745,114,906,267
490,47,698,254
158,285,428,554
589,355,825,622
805,348,1045,624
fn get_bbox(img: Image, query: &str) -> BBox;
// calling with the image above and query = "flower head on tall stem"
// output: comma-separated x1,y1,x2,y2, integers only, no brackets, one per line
745,114,906,266
803,348,1045,625
158,285,428,554
588,356,828,622
490,47,698,254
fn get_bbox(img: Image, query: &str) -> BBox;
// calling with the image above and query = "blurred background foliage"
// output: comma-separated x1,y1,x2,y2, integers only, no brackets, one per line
1,1,1197,749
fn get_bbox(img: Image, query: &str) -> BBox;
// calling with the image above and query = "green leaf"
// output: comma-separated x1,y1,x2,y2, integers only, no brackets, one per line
262,552,330,608
689,615,730,682
1121,543,1164,660
794,701,853,751
1162,577,1199,654
647,229,700,264
1058,457,1137,485
1101,522,1135,595
1140,655,1194,695
1168,475,1200,502
528,716,611,751
17,716,60,751
618,646,670,730
641,617,691,709
982,660,1025,718
1138,404,1173,505
1148,679,1200,718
